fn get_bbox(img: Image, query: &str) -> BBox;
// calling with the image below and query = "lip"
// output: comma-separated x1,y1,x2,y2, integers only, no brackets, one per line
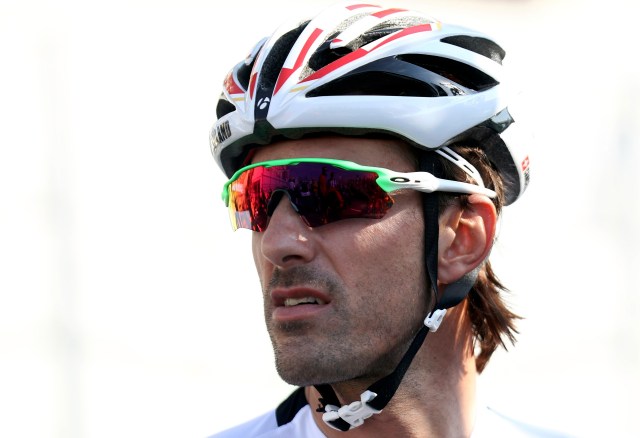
271,287,332,322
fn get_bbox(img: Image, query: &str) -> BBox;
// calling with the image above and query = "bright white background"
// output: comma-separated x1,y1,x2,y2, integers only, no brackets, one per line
1,0,638,437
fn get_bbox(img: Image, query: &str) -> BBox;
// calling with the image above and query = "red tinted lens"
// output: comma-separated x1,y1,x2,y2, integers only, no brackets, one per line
227,162,394,231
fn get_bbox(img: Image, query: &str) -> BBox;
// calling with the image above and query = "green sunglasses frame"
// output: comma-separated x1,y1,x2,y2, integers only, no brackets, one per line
221,157,496,206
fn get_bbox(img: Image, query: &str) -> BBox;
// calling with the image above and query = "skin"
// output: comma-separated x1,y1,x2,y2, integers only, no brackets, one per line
250,135,497,437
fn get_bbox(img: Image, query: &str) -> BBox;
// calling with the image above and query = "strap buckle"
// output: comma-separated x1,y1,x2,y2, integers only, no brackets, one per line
424,308,447,332
322,390,382,430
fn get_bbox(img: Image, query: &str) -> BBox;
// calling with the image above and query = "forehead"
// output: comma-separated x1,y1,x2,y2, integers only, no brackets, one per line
250,135,418,172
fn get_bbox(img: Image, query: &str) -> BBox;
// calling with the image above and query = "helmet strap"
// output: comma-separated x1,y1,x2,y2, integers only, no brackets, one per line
313,151,445,431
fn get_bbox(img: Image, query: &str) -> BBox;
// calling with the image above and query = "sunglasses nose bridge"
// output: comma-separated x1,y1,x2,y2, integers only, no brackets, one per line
267,189,300,217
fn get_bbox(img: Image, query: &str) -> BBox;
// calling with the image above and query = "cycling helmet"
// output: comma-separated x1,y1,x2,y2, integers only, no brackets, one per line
211,2,530,205
210,2,530,431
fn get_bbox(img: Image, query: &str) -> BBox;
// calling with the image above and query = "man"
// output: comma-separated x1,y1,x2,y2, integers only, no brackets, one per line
208,2,545,436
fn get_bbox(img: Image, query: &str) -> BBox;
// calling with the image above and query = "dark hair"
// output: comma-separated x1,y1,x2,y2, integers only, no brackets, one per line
437,144,521,373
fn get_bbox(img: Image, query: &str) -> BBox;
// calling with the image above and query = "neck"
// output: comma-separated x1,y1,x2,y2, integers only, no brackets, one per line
306,304,477,438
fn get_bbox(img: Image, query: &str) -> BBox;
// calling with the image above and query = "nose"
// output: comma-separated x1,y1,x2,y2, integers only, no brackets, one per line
256,195,316,269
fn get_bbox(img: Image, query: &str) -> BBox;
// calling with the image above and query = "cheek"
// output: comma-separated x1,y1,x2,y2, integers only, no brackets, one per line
336,204,427,308
355,200,424,265
251,233,266,288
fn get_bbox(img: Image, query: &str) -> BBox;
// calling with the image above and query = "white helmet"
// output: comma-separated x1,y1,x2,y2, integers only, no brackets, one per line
210,2,529,205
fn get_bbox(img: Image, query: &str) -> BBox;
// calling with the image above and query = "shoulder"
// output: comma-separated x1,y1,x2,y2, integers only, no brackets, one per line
209,388,325,438
473,406,577,438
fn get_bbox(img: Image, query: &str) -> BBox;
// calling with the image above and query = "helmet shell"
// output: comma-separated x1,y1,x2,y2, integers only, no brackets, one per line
210,2,529,204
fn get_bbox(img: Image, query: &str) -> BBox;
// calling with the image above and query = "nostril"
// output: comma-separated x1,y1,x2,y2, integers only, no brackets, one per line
281,254,305,264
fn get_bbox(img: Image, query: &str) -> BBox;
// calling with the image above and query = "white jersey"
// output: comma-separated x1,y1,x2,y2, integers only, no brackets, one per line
209,388,573,437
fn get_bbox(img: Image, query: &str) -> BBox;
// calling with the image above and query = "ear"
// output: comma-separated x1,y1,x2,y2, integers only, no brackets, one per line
437,194,497,285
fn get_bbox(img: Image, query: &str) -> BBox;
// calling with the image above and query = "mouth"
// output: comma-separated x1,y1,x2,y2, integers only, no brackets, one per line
283,296,327,307
272,286,331,306
271,288,331,322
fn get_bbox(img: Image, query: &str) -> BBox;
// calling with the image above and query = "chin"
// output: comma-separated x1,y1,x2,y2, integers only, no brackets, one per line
273,348,382,388
275,363,324,387
273,353,330,386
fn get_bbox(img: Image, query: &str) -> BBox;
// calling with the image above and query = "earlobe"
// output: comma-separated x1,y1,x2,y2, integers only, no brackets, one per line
437,194,497,285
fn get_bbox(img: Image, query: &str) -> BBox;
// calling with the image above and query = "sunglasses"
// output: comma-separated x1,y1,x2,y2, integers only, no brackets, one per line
221,158,496,231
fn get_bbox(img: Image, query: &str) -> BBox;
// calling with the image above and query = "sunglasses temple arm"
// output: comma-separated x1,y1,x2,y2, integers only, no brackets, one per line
433,179,497,198
382,172,497,198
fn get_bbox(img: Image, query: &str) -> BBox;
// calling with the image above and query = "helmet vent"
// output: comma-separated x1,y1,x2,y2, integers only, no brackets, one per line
235,60,253,91
259,21,310,92
441,36,505,64
306,15,396,74
398,54,498,91
305,17,431,78
216,95,236,119
306,71,441,97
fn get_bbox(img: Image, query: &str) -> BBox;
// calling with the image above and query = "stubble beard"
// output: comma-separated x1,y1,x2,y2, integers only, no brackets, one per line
263,266,418,387
264,266,359,386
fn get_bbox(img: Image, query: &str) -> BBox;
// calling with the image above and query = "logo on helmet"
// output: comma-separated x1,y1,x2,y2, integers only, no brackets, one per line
214,120,232,145
257,97,270,110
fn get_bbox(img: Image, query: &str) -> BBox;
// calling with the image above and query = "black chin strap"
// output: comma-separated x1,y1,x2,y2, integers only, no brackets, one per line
315,151,478,431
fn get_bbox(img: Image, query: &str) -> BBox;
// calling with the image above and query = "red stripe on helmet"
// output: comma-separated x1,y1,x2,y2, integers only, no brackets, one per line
249,72,258,99
301,23,436,84
372,8,407,18
275,27,324,94
224,71,244,95
369,23,436,50
346,4,380,10
301,48,368,83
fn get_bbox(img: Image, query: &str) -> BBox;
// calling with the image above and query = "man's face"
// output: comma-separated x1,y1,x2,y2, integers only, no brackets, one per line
251,136,429,387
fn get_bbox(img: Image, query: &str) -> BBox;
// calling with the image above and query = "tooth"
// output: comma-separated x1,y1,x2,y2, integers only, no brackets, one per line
284,297,322,307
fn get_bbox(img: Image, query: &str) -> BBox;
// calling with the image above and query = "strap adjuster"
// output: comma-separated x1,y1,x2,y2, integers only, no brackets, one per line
424,308,447,332
322,390,382,430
